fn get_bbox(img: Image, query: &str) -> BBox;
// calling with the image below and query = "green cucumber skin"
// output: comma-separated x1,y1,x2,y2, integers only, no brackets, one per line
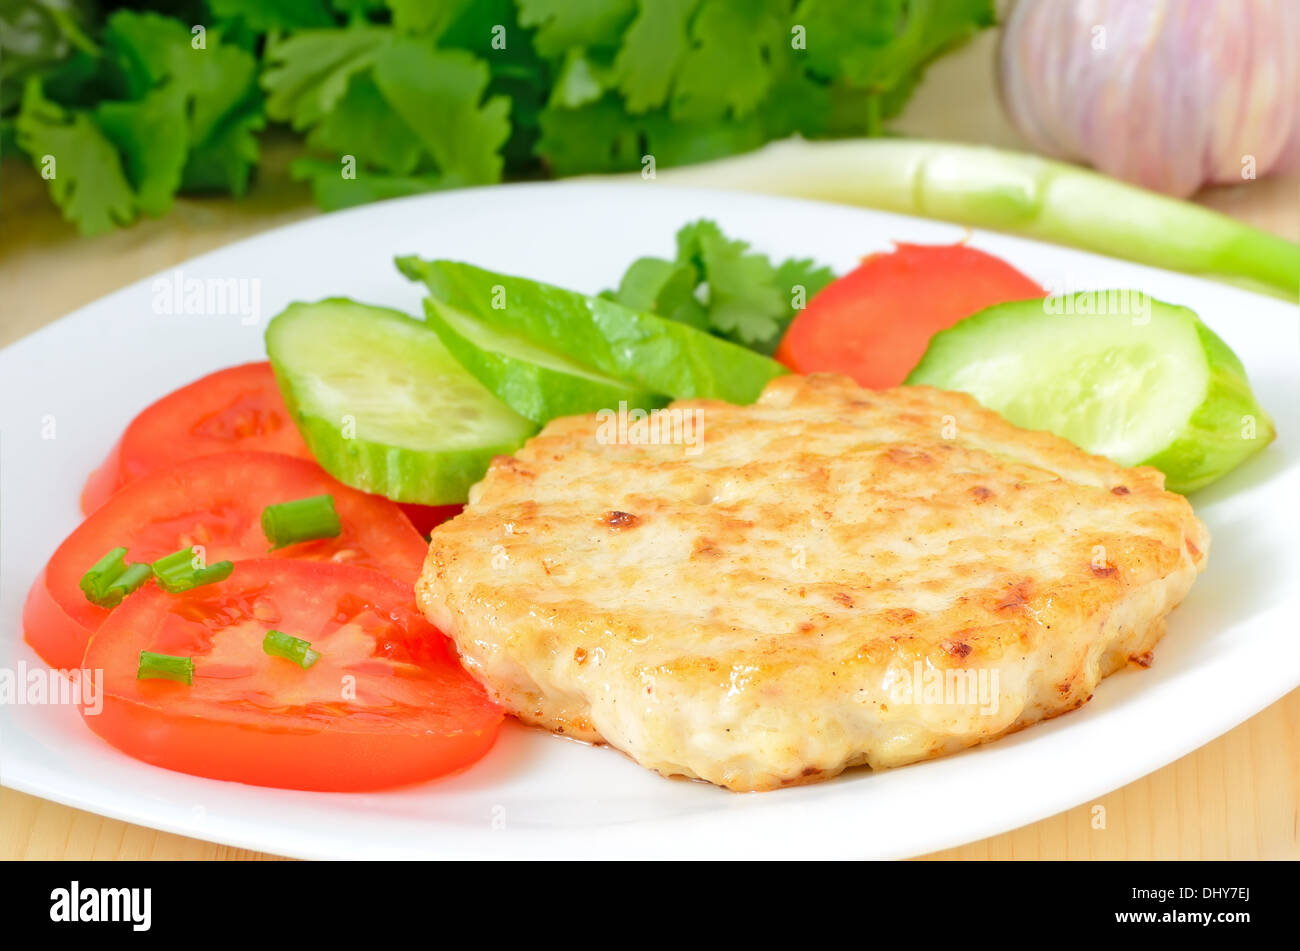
397,256,788,405
1138,320,1275,493
422,299,669,424
906,294,1275,494
272,368,527,504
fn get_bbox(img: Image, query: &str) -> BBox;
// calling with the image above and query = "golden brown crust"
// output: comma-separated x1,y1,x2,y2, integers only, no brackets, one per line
418,375,1209,791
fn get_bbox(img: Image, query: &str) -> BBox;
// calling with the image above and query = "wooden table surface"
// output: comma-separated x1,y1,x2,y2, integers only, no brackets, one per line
2,32,1296,860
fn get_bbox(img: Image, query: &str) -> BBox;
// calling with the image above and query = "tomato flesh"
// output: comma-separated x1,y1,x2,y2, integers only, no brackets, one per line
81,560,501,790
398,503,463,536
22,568,94,676
28,451,428,670
776,242,1045,389
81,362,312,514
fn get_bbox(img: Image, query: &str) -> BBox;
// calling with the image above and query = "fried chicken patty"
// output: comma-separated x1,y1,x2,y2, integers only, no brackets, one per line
417,374,1209,791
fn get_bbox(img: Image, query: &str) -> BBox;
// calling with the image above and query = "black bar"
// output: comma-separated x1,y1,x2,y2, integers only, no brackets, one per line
6,859,1284,938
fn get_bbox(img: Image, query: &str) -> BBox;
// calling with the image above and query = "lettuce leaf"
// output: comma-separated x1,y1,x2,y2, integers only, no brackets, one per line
398,256,789,404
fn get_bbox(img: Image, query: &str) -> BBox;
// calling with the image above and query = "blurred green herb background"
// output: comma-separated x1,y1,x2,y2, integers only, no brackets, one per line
0,0,994,235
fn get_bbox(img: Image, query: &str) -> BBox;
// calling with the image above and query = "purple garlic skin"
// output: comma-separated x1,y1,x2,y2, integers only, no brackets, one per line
999,0,1300,197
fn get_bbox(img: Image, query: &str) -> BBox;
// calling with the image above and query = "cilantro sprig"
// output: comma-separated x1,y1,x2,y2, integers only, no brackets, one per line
604,219,835,355
11,9,262,234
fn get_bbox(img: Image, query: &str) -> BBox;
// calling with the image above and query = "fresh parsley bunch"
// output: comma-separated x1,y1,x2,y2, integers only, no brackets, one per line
0,0,994,235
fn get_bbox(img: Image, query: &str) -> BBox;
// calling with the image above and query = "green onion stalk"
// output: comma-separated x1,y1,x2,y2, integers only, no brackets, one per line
151,547,234,593
263,630,321,669
137,651,194,685
79,547,152,607
644,139,1300,300
261,495,341,550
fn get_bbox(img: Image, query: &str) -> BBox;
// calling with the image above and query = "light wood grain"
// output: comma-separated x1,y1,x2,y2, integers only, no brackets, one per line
924,689,1300,860
2,30,1296,861
0,787,284,860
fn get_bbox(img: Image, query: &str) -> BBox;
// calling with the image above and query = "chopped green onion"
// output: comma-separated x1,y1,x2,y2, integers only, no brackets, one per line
263,630,321,669
151,547,234,593
137,650,194,685
108,563,154,598
79,547,152,608
261,494,342,550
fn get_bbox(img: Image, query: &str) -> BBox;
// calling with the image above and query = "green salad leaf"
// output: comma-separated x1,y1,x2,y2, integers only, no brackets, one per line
398,256,789,405
422,296,668,424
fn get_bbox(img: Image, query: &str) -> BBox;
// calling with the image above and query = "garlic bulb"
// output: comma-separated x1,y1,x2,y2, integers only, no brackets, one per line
998,0,1300,197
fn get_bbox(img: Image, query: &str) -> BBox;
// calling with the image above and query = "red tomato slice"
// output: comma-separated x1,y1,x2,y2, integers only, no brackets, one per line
398,503,463,536
27,452,428,670
22,569,91,678
81,362,312,514
81,559,501,790
776,242,1045,389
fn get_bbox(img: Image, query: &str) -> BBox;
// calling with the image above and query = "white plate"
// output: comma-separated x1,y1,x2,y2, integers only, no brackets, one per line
2,183,1296,860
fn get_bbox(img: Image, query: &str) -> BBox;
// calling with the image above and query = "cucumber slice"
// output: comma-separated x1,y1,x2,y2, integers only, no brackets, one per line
906,293,1275,493
396,257,788,405
265,298,536,504
422,298,668,424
